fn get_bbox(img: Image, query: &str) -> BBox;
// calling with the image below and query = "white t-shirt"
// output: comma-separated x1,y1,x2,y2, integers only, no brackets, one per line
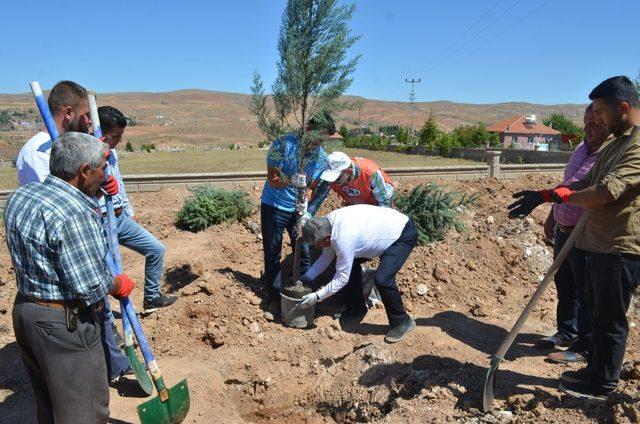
304,204,409,301
16,131,53,186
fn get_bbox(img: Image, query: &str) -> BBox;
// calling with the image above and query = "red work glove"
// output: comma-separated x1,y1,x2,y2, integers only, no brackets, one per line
111,273,135,299
541,186,574,204
102,175,119,196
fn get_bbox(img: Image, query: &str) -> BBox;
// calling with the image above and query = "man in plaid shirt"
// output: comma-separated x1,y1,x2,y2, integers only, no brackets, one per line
536,104,610,364
4,132,136,422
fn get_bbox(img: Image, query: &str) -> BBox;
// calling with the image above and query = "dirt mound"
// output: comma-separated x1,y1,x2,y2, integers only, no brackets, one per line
1,175,639,423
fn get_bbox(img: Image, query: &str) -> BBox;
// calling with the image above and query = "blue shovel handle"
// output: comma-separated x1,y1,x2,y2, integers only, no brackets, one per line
29,82,59,141
89,94,169,401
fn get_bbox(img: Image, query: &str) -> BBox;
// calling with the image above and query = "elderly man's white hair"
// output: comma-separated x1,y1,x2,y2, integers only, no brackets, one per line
50,132,107,180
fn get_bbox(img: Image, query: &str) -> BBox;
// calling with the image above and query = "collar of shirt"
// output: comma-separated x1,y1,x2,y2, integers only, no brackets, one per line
44,174,99,211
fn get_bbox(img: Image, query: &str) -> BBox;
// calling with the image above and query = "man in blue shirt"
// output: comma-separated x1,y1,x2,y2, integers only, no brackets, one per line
260,112,333,313
5,132,137,422
98,106,175,314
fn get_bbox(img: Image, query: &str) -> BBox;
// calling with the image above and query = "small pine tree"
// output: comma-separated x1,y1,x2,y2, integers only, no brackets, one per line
176,187,256,232
418,111,440,151
395,183,478,244
124,141,134,152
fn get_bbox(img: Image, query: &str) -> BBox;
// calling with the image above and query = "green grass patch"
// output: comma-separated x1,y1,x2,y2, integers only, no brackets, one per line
0,149,477,190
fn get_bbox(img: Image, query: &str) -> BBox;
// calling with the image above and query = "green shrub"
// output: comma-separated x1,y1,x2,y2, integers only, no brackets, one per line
124,141,134,152
395,183,478,244
176,187,255,232
140,143,156,153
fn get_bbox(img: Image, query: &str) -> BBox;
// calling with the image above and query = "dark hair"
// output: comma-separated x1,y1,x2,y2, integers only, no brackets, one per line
47,81,87,115
98,105,127,133
308,110,336,135
588,76,640,109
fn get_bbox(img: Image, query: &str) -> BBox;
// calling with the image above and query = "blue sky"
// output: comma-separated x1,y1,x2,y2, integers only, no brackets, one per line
1,0,638,104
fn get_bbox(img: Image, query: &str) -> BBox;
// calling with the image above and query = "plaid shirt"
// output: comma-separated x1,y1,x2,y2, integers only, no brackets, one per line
97,149,135,216
4,175,113,306
553,141,599,227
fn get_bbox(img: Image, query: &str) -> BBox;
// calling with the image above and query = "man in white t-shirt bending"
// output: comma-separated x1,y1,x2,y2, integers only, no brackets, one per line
296,204,417,343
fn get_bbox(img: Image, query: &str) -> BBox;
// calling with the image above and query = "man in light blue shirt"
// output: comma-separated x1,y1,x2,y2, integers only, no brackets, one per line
97,106,175,314
260,112,333,312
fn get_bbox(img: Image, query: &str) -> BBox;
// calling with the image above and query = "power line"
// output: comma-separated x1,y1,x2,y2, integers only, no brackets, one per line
424,0,504,71
448,0,553,68
405,78,421,135
423,0,526,77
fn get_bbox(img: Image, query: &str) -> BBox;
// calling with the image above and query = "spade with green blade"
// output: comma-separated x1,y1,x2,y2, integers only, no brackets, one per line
89,94,190,423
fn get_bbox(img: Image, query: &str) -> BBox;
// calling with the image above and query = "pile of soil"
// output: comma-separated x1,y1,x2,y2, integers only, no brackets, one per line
282,280,314,299
1,175,639,423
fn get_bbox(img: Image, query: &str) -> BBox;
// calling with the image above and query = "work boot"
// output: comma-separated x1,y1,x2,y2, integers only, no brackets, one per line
384,317,416,343
111,322,125,348
143,294,178,314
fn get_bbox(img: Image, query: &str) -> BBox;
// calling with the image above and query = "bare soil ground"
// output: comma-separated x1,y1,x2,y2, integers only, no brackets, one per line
1,175,639,424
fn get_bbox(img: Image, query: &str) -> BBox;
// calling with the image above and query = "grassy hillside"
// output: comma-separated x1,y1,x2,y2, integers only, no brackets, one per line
0,89,586,160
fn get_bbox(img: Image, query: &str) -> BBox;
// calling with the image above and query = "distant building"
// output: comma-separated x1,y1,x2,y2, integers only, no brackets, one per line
487,114,561,150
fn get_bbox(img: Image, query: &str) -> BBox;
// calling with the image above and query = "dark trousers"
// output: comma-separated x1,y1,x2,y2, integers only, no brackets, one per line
12,294,109,423
585,252,640,390
100,297,131,381
260,203,311,290
342,219,417,327
553,227,591,352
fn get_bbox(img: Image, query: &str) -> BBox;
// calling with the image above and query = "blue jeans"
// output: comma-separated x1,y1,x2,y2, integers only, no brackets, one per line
99,297,131,380
260,203,310,291
117,215,165,302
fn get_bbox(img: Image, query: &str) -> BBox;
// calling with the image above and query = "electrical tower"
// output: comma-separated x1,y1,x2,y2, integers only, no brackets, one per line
405,78,421,136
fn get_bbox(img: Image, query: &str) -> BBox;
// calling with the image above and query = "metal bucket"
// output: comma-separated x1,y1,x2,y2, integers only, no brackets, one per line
281,292,315,328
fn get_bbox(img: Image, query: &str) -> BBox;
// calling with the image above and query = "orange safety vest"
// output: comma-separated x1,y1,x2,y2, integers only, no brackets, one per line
330,157,393,205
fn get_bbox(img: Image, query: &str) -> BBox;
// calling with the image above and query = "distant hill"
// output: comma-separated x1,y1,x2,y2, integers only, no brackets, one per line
0,89,586,159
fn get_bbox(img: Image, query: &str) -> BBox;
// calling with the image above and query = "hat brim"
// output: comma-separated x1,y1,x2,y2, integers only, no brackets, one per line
320,169,342,182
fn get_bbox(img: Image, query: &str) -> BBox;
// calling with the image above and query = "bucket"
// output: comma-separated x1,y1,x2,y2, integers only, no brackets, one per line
281,292,316,328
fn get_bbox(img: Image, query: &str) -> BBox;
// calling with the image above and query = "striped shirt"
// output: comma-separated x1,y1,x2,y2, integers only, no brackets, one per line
553,141,599,227
97,149,135,216
4,175,113,306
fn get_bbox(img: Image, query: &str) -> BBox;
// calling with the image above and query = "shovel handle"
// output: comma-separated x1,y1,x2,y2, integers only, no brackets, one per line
88,93,170,402
29,81,59,141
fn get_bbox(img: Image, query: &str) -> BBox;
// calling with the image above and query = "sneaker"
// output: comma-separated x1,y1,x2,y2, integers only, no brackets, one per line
548,350,587,364
535,332,577,349
111,322,125,348
143,295,178,313
559,379,613,401
560,367,592,384
384,317,416,343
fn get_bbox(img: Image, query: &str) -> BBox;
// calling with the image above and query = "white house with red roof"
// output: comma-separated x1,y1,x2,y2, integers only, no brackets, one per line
487,114,561,150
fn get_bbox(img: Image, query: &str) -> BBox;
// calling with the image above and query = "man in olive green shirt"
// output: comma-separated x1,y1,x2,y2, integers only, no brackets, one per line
507,75,640,401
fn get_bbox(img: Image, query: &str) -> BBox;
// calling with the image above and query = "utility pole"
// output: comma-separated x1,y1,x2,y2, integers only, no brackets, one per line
405,78,421,137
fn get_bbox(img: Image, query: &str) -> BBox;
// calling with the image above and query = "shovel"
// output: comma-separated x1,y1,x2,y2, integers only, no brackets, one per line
87,94,153,395
88,94,190,423
481,211,589,412
483,125,640,412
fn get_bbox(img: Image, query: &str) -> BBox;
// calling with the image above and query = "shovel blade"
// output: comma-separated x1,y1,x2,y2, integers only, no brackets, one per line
137,379,190,424
124,345,154,395
482,355,501,412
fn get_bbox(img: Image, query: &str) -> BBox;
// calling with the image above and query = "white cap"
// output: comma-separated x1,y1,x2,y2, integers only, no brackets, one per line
320,151,351,182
